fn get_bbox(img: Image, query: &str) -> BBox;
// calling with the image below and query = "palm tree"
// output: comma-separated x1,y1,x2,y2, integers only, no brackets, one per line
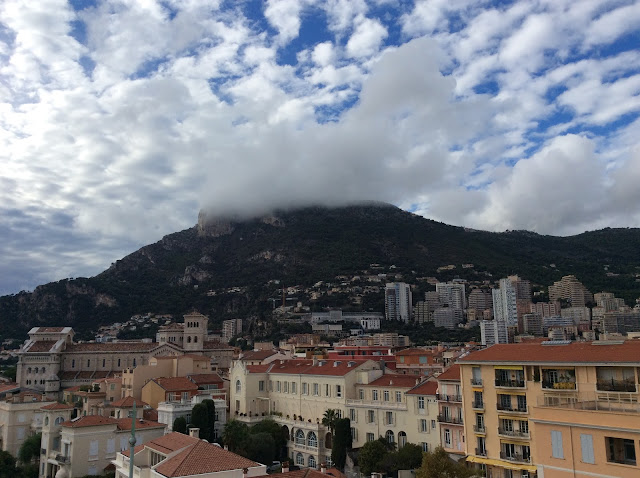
322,409,338,435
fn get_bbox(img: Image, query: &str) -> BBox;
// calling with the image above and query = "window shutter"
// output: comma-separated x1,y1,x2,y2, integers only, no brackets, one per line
551,430,564,459
580,434,594,464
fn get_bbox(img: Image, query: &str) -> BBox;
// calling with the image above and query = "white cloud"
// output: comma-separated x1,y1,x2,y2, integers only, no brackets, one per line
346,16,388,58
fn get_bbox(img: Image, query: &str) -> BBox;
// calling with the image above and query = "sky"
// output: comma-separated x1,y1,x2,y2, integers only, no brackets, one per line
1,0,640,295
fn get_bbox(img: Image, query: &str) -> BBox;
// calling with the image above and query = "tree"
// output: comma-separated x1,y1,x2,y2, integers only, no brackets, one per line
202,399,216,442
222,420,250,454
244,432,276,465
358,439,388,476
416,447,477,478
18,433,41,464
396,443,423,470
0,450,17,478
191,403,211,440
322,409,338,435
331,418,352,470
250,418,287,460
173,417,187,434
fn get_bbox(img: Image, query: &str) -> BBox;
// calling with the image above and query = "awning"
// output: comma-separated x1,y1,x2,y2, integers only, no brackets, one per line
500,439,529,445
465,456,536,472
498,390,526,396
494,365,524,371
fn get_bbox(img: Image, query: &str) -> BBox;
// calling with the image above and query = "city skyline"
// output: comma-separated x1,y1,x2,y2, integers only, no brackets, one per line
1,0,639,294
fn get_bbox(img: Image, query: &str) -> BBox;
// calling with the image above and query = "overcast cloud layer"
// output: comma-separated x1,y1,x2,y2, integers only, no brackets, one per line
1,0,640,294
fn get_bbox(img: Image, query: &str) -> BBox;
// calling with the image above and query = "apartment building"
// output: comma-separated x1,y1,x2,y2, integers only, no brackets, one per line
141,376,200,409
157,392,227,439
0,392,53,456
548,275,593,307
436,365,465,458
395,348,444,376
459,340,640,478
385,282,412,322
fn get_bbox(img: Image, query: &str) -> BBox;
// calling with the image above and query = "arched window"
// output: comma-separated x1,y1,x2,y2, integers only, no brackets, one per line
296,453,304,466
187,336,192,343
385,430,395,444
282,426,289,441
398,431,407,448
324,432,332,449
236,380,242,393
55,417,64,426
42,367,46,374
308,455,316,468
27,368,31,374
194,336,198,343
295,429,305,445
307,431,317,448
34,367,38,374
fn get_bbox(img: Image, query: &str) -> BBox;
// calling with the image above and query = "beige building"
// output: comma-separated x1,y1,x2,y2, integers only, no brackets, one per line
0,391,54,456
41,411,165,478
112,431,266,478
141,376,199,409
548,275,593,307
436,364,465,458
459,340,640,478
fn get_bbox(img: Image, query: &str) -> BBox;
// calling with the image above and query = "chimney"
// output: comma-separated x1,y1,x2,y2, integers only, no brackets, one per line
320,463,327,473
282,461,289,473
243,468,249,478
189,427,200,438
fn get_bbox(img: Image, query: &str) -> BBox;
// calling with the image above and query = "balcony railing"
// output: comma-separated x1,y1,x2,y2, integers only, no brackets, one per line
55,454,70,464
500,452,531,464
471,378,483,386
472,401,484,410
475,448,487,457
473,425,486,433
437,415,463,425
498,427,530,439
495,379,525,388
437,394,462,402
496,403,528,414
542,380,576,390
596,381,637,393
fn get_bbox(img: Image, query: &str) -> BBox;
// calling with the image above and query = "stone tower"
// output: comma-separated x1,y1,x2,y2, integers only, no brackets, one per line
183,312,208,351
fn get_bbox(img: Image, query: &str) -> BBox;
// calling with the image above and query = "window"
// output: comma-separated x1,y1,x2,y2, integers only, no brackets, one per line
517,395,527,411
307,431,317,447
236,380,242,393
269,381,273,391
422,442,429,452
308,455,316,468
102,359,106,367
71,360,75,368
277,381,281,392
607,437,636,465
419,356,427,364
296,453,304,465
385,430,395,444
431,420,436,429
359,389,364,400
396,391,402,402
349,409,356,422
351,427,358,441
444,429,451,446
89,440,99,457
259,381,265,391
336,385,342,397
313,383,319,396
420,419,428,432
284,382,288,393
385,411,393,425
181,391,189,400
551,430,564,459
296,430,305,445
366,433,375,442
367,410,375,423
302,382,308,395
54,417,64,426
87,359,90,367
418,396,425,409
133,358,136,367
107,439,115,454
292,382,297,394
117,359,121,367
372,390,379,401
325,384,330,397
580,434,594,464
384,390,390,401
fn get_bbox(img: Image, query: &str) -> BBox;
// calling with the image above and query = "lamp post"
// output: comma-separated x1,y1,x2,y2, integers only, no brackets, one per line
129,401,137,478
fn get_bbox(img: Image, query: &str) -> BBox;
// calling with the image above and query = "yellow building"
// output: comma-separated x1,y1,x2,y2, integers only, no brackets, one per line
459,340,640,478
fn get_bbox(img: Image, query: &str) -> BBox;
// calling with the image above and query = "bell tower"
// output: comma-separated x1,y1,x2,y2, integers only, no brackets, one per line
183,312,208,351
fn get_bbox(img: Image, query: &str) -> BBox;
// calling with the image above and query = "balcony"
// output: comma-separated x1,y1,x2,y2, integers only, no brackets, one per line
475,448,487,457
54,454,70,464
497,403,528,414
437,414,463,425
500,452,531,464
345,399,407,410
471,401,484,410
437,394,462,403
473,425,486,434
596,380,637,393
471,378,483,387
495,379,525,388
542,380,576,391
498,427,530,439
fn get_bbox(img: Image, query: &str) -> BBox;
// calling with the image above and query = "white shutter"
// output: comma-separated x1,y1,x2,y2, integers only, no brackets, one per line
580,434,594,464
89,440,99,457
107,438,115,454
551,430,564,459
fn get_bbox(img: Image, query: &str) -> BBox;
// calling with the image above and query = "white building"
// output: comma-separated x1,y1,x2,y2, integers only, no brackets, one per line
480,320,509,346
157,392,227,440
385,283,412,322
492,279,518,327
435,281,467,310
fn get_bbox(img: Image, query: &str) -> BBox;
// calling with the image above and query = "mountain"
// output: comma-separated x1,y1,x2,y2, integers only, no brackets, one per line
1,202,639,339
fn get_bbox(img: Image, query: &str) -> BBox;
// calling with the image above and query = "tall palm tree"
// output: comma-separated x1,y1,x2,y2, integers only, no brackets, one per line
322,409,338,435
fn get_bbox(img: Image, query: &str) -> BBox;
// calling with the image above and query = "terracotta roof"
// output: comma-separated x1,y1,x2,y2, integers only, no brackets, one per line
0,383,19,394
240,350,277,361
458,341,640,365
142,432,199,454
144,409,158,421
36,327,66,332
60,372,79,381
115,418,165,431
65,342,157,352
270,469,343,478
396,348,438,356
121,444,145,457
437,364,461,381
406,380,438,395
153,377,199,392
41,402,74,410
4,392,47,403
61,415,164,430
63,385,83,392
362,374,423,388
110,396,148,408
26,341,58,352
248,359,370,376
187,373,223,385
246,364,270,373
154,439,260,477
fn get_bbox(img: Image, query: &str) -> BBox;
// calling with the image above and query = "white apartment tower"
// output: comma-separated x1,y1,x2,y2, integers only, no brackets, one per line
385,282,413,322
492,278,518,327
435,281,467,310
480,320,509,346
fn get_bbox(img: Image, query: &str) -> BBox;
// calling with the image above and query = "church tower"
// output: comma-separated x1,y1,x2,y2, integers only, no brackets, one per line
183,312,208,351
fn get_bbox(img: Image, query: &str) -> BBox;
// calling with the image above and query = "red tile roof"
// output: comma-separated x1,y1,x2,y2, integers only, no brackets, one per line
0,383,19,394
36,327,66,332
406,380,438,395
153,377,199,392
240,350,277,361
115,418,165,431
396,348,438,356
458,341,640,365
154,439,261,477
437,364,461,381
246,364,270,373
144,409,158,421
110,396,148,408
362,374,423,388
41,402,74,410
248,359,371,376
187,373,224,385
142,432,199,454
65,342,157,352
26,341,56,352
270,469,341,478
61,415,164,430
